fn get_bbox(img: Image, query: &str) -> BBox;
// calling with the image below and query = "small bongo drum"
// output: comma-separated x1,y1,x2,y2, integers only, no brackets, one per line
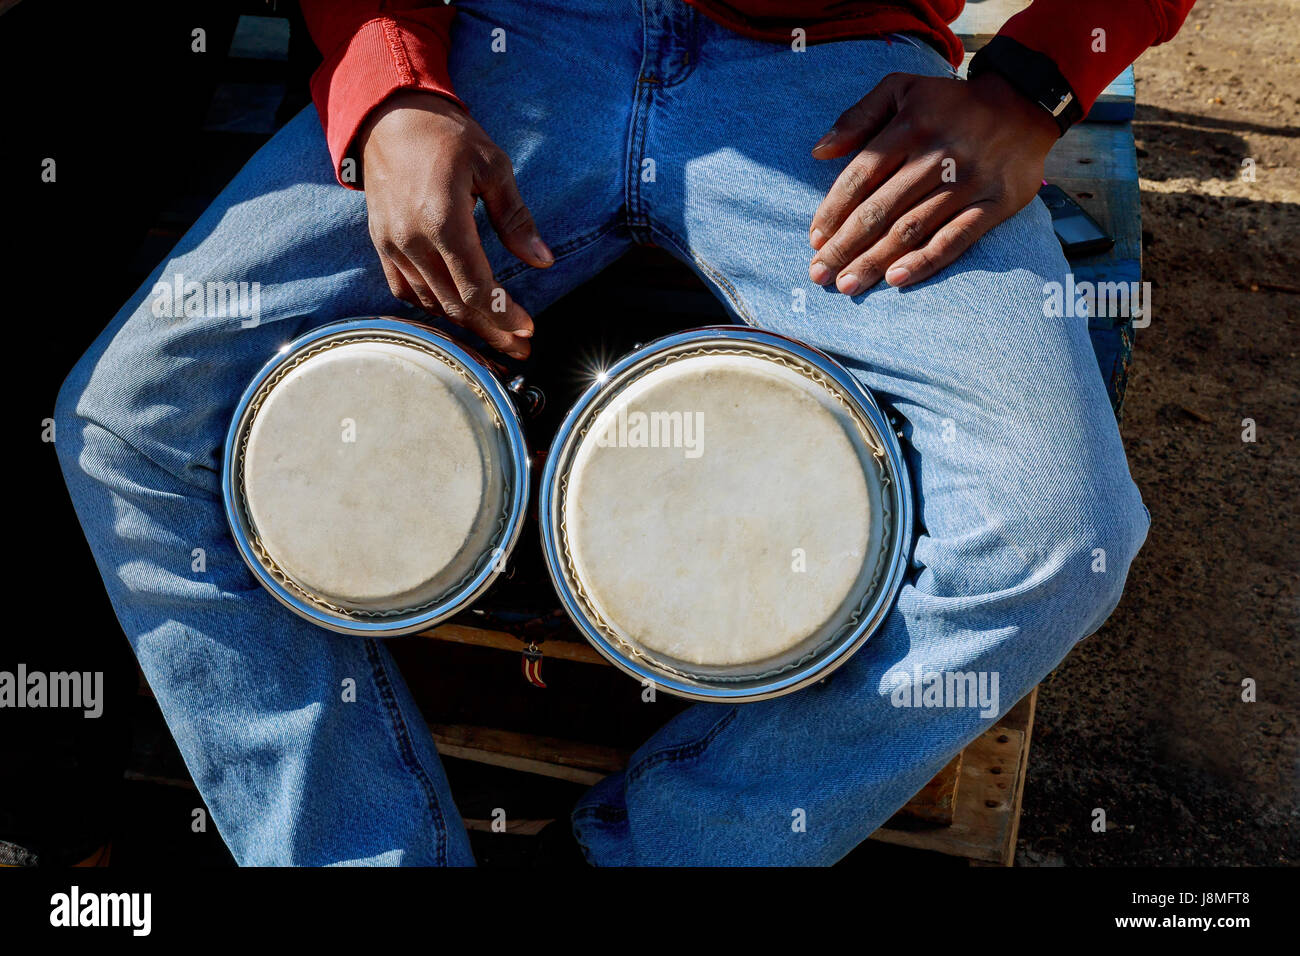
540,327,912,701
222,317,531,635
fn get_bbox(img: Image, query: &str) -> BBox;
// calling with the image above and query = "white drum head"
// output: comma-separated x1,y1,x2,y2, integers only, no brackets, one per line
556,343,892,681
237,335,512,617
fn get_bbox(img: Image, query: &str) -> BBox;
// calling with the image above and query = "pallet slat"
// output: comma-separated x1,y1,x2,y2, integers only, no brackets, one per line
431,723,626,786
871,690,1037,865
887,752,963,827
422,623,609,666
463,817,554,837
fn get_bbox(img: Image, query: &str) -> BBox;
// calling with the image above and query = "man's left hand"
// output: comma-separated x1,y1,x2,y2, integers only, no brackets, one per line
809,71,1060,293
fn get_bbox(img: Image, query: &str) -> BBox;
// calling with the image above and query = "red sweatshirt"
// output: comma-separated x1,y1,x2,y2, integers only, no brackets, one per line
300,1,1195,186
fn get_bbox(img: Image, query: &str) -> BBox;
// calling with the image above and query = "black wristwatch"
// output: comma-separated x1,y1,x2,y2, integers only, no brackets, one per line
967,35,1084,136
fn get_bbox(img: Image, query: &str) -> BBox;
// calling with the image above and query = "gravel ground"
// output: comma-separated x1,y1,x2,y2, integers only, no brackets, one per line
1015,0,1298,866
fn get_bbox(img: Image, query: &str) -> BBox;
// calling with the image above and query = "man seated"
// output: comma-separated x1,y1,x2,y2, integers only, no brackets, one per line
55,0,1191,865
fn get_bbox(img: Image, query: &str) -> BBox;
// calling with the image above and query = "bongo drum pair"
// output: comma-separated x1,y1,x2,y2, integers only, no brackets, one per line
222,318,913,702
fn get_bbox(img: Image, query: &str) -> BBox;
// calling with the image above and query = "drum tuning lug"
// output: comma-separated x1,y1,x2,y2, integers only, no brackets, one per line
632,342,645,350
508,375,546,418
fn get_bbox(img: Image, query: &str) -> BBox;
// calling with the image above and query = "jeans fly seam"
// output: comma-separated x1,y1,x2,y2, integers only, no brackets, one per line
636,0,700,88
626,1,655,233
624,85,654,235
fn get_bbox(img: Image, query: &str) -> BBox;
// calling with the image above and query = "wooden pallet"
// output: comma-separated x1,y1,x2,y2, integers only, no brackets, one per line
408,625,1034,865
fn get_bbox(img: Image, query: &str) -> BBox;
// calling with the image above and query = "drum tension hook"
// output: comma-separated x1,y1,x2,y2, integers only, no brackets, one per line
508,375,547,418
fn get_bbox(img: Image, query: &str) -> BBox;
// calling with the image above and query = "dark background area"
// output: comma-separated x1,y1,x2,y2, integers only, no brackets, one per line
3,0,1296,868
3,0,309,867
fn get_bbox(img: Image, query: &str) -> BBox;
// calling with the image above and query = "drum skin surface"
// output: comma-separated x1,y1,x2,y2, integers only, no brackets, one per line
565,354,878,667
241,339,508,613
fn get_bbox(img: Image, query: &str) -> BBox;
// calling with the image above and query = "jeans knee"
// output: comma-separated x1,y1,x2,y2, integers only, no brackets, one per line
1034,477,1149,638
54,335,159,496
54,309,228,499
53,350,96,478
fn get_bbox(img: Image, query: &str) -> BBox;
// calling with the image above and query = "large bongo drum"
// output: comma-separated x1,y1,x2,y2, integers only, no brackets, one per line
222,317,531,635
539,327,912,702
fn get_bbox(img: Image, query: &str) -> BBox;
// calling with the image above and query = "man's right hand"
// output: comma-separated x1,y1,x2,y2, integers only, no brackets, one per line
359,91,552,360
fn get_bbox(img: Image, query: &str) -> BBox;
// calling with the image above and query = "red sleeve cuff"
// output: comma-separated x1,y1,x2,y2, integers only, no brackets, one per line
309,16,466,189
998,0,1190,113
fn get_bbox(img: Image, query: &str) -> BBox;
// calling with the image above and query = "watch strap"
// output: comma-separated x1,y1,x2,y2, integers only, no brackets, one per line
968,35,1084,135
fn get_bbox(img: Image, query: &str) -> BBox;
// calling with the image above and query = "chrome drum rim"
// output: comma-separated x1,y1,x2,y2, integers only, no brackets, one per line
539,326,914,702
222,317,531,636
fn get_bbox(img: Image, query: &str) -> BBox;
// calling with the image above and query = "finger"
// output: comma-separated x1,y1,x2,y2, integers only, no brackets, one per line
884,201,999,289
430,198,536,339
402,238,532,360
384,246,444,316
476,151,554,269
416,250,532,360
833,188,963,295
378,255,420,307
370,212,429,309
810,72,908,160
809,125,909,251
810,158,940,286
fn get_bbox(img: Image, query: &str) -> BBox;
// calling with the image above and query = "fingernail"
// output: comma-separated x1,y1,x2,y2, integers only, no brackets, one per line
812,129,837,152
809,261,831,285
531,237,555,266
810,228,824,249
836,272,860,295
885,266,911,287
512,328,533,338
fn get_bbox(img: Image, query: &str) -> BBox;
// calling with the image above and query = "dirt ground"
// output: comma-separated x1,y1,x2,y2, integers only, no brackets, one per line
1016,0,1298,865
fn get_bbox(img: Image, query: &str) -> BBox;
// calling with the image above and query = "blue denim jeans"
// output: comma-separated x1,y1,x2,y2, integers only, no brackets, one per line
55,0,1148,865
